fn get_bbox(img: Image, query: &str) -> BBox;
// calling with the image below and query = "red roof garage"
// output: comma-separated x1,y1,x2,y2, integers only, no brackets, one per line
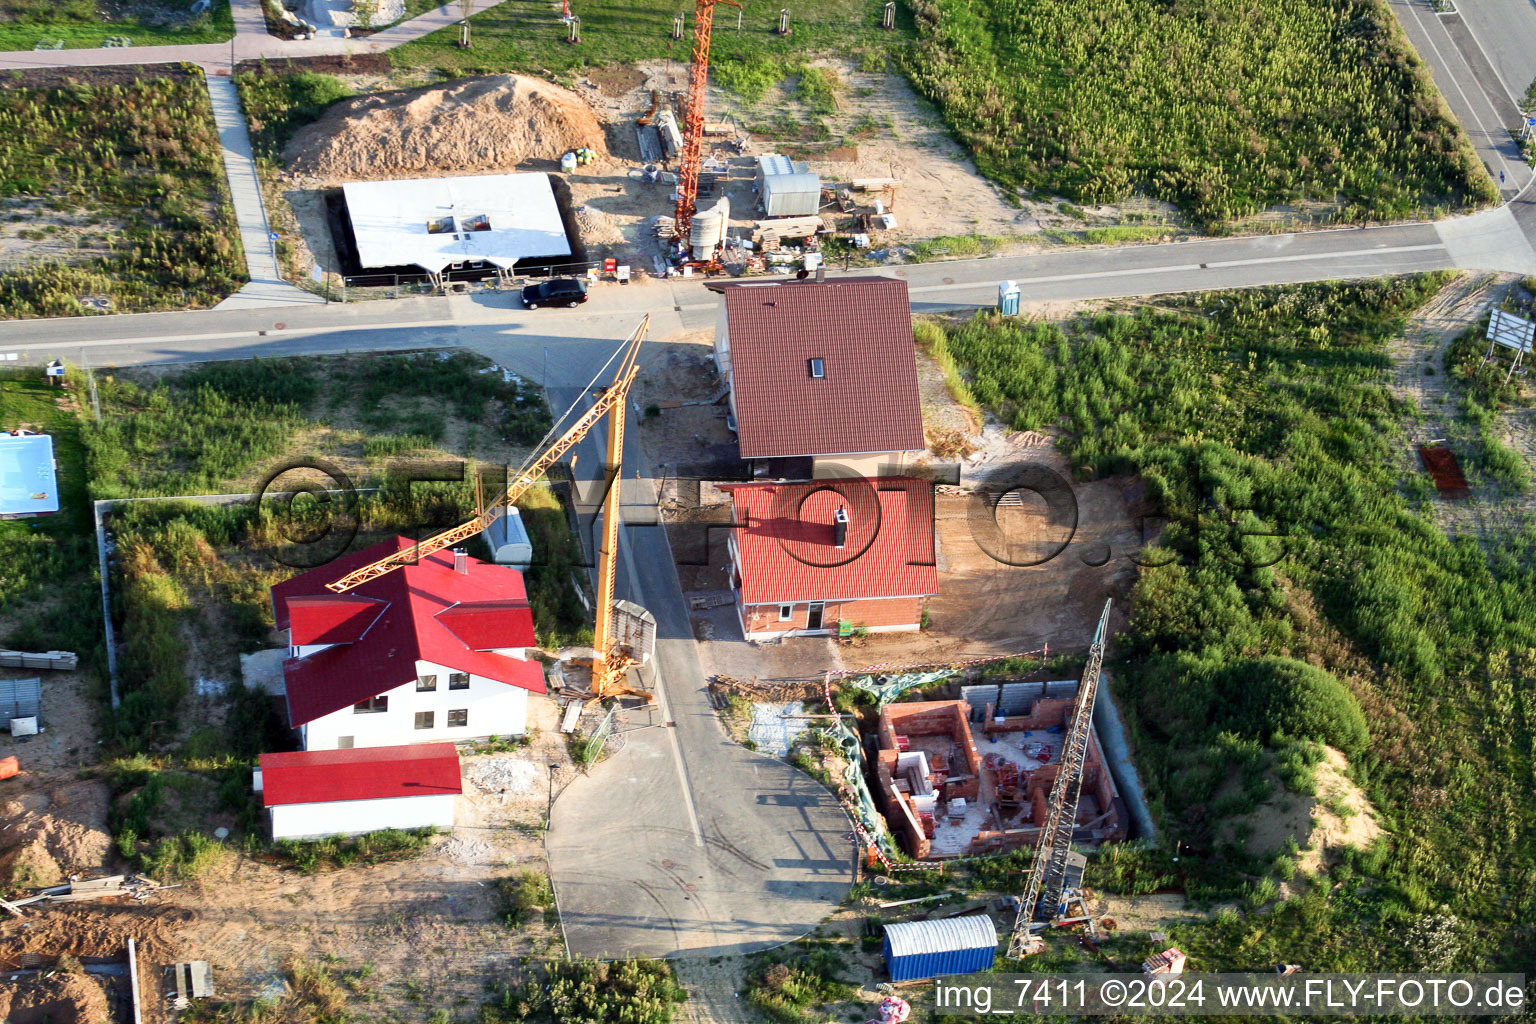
254,743,462,841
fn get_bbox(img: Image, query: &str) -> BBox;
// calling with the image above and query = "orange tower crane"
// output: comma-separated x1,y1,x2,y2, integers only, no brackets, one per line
324,317,652,704
673,0,739,242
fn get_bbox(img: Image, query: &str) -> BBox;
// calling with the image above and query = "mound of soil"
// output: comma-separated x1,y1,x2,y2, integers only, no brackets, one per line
0,971,111,1024
285,74,609,183
0,780,112,888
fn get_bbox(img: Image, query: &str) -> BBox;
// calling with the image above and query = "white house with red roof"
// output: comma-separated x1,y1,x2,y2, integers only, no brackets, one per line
720,477,938,638
271,538,546,751
255,742,462,840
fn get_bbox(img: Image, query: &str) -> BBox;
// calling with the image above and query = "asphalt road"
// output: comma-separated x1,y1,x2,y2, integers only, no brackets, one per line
1392,0,1532,193
1449,0,1536,109
499,364,854,959
6,210,1536,369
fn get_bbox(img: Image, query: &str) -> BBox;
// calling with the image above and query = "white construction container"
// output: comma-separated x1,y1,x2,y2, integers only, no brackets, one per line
482,506,534,568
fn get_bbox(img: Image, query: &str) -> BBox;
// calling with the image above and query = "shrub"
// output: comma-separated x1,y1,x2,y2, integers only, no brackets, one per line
142,833,232,881
1213,658,1368,756
497,870,555,928
744,946,855,1024
481,958,687,1024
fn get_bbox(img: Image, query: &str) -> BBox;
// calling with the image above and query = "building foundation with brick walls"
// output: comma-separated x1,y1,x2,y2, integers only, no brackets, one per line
873,690,1128,860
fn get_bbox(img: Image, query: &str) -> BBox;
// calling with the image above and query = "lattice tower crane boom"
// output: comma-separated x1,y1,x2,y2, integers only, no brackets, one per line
323,317,652,703
1007,598,1113,959
672,0,739,242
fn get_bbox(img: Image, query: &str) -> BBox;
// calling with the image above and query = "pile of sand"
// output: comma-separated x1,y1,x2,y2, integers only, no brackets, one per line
0,781,112,888
0,971,111,1024
1230,746,1383,872
285,74,609,183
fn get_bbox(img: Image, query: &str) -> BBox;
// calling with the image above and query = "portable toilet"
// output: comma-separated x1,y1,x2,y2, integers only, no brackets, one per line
881,914,998,982
998,280,1021,316
482,506,534,569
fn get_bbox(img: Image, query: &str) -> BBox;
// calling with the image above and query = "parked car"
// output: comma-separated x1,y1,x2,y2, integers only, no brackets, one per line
521,278,588,309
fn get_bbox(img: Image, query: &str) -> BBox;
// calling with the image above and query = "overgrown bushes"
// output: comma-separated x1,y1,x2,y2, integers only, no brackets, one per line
234,67,353,163
480,958,687,1024
900,0,1496,227
0,74,245,318
743,944,855,1023
273,827,439,873
935,274,1536,967
496,869,556,928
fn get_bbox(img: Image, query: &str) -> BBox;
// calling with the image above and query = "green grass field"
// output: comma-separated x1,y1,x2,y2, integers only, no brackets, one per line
386,0,903,79
928,274,1536,969
0,72,246,318
901,0,1496,228
0,369,100,675
0,0,232,50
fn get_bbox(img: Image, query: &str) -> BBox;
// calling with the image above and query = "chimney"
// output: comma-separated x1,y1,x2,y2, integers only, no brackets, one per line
453,548,468,574
815,264,826,284
833,506,848,548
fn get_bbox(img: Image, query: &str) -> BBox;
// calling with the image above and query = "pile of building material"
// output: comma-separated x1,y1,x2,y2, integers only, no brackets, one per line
0,650,77,671
285,74,608,183
751,215,824,248
1,874,174,915
465,756,540,797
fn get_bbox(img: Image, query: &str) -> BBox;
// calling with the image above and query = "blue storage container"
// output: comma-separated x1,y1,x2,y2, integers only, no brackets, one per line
881,914,999,982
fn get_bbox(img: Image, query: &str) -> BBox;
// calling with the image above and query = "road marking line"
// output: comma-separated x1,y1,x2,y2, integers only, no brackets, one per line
907,242,1448,292
6,320,466,353
1205,243,1447,268
1443,0,1523,109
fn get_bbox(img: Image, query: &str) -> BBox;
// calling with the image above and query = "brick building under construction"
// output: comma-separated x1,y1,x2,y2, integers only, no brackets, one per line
873,682,1128,860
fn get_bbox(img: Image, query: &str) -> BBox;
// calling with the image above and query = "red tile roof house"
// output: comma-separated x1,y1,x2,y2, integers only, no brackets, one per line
254,743,462,841
710,277,925,480
720,477,938,638
271,538,546,751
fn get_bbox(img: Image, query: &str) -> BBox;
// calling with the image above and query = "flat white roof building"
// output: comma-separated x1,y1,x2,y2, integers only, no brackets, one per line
341,173,572,276
0,432,59,518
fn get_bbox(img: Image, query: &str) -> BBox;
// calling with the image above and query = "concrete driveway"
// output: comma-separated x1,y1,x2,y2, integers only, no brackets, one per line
546,724,853,958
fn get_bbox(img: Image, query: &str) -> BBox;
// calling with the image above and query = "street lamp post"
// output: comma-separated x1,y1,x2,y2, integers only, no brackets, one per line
546,763,560,829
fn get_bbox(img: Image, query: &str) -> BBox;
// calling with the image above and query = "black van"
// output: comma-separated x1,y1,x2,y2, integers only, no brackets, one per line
520,278,589,309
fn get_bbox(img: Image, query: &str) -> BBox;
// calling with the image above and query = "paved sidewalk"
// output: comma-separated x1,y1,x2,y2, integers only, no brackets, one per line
0,0,511,70
201,65,323,309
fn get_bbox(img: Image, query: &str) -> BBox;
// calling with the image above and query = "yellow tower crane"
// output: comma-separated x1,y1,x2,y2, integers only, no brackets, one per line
324,317,652,704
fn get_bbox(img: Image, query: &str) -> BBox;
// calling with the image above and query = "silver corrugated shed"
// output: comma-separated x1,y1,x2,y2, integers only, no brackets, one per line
761,173,822,217
0,676,42,720
961,679,1078,717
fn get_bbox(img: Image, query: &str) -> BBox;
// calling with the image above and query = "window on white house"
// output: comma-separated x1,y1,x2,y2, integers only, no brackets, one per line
337,736,354,749
449,672,470,690
416,674,437,691
353,695,388,714
415,711,435,730
808,357,826,379
448,709,468,728
779,604,793,621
